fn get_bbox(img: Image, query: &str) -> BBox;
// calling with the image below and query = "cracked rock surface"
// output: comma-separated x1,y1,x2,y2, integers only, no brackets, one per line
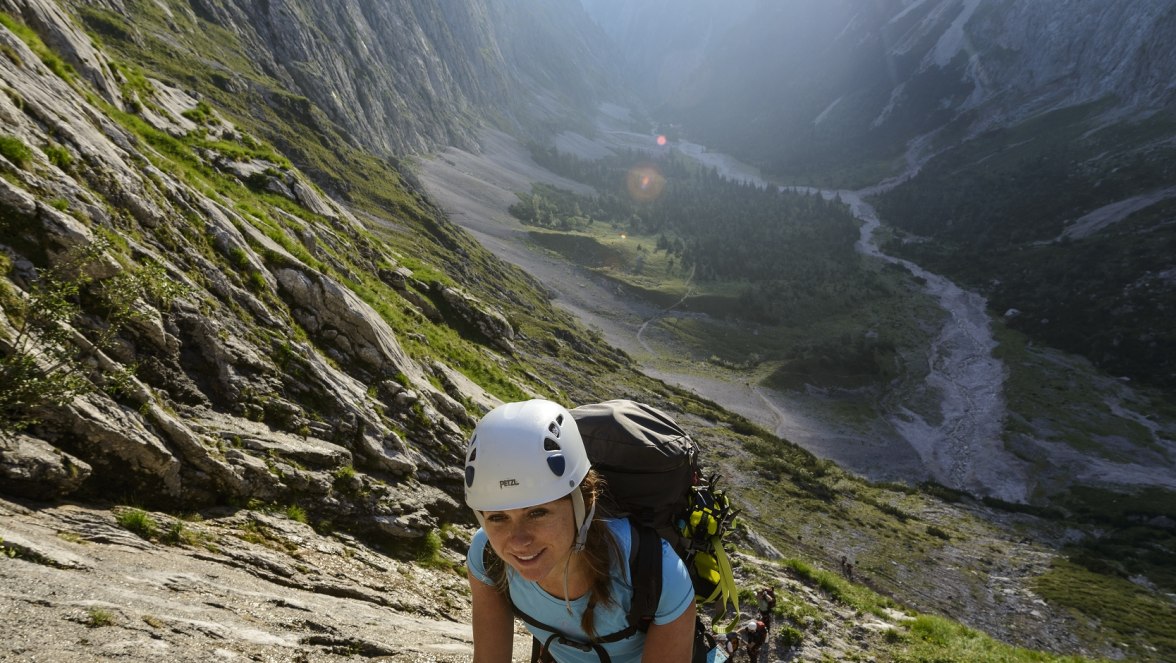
0,496,533,662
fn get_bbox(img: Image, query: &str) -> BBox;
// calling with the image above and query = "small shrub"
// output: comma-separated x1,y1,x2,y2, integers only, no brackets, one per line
925,524,951,540
86,607,117,627
1,43,22,67
181,101,213,125
285,504,307,523
777,626,804,648
116,508,157,540
415,528,454,571
247,270,267,292
0,241,190,433
0,134,32,167
44,143,72,169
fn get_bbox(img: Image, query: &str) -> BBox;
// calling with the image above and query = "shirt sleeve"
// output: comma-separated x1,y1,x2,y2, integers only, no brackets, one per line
466,528,493,586
654,537,694,624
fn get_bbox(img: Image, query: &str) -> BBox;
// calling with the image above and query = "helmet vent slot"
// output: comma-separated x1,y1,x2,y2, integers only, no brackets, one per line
464,466,475,487
468,446,477,462
546,455,566,476
543,437,561,451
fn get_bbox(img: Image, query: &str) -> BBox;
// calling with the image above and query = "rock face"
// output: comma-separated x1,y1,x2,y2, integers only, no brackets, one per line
0,0,510,541
0,496,488,662
163,0,625,156
0,434,91,499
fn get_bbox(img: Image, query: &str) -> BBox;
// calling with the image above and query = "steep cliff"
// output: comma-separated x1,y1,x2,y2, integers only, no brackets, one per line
0,0,640,536
64,0,625,160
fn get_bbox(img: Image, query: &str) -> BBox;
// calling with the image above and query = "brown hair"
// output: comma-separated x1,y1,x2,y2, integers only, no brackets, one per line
485,469,621,640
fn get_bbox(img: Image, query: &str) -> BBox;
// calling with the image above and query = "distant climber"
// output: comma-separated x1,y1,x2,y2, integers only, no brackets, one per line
720,630,741,659
756,586,776,630
840,555,855,581
738,618,767,662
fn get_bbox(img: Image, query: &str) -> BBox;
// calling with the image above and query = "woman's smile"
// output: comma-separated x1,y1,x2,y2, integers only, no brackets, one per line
482,498,588,594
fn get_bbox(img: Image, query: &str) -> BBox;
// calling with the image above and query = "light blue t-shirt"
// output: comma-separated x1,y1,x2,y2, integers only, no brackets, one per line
467,518,694,663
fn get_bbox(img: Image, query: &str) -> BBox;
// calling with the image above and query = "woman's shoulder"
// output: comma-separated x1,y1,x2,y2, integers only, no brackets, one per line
466,528,490,578
604,517,631,542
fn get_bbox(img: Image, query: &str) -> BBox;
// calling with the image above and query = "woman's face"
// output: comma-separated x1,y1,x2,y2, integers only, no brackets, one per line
482,496,576,587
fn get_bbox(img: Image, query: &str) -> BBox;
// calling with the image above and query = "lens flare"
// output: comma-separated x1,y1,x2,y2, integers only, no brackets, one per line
626,163,666,203
656,134,667,146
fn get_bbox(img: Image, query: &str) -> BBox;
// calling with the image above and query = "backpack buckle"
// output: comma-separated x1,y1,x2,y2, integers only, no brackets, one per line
557,636,593,652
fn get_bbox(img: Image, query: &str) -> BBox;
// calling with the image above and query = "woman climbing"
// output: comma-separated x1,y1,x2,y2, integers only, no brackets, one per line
464,399,697,662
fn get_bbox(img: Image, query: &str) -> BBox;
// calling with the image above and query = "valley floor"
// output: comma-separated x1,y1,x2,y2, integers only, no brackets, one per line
415,123,1176,506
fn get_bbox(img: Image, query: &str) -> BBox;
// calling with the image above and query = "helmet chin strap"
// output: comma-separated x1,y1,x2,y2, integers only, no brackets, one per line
570,488,595,552
564,488,596,613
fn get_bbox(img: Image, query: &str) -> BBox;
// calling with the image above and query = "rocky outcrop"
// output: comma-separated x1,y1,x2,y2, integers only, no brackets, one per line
0,0,475,536
0,434,91,499
438,285,515,354
150,0,624,156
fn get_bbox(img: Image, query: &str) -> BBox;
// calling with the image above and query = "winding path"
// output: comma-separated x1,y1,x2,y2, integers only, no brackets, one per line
635,265,695,354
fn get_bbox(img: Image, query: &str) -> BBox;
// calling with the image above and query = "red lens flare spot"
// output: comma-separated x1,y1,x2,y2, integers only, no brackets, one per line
626,163,666,203
656,135,667,146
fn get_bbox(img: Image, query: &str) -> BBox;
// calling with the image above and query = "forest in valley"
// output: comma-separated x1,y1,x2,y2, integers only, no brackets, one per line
515,147,886,328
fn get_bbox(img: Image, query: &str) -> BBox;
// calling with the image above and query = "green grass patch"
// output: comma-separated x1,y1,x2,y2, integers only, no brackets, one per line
896,613,1098,662
44,143,72,169
284,504,308,523
0,11,76,82
1034,559,1176,662
994,323,1172,461
86,607,118,627
116,508,158,540
161,520,201,547
0,134,32,167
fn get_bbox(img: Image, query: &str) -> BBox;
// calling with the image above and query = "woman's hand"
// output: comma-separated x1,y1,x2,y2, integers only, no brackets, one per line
469,569,515,663
641,601,697,663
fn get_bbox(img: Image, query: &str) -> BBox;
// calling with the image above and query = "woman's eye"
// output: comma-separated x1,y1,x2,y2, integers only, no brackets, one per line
485,513,507,523
527,508,548,519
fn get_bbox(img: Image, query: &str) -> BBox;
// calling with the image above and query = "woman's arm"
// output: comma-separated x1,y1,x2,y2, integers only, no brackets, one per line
469,569,515,663
640,601,697,663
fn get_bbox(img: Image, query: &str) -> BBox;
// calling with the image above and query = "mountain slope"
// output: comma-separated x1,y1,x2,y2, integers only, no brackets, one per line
2,1,1174,661
585,0,1176,181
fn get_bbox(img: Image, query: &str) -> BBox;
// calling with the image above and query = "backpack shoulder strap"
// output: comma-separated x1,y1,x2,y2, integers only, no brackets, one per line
626,521,664,633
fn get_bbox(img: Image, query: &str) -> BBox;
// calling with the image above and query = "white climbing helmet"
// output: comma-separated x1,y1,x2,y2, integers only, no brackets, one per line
464,400,594,546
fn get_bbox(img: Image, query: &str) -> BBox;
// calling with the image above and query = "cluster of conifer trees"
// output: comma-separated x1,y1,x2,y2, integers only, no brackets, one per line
517,147,874,325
